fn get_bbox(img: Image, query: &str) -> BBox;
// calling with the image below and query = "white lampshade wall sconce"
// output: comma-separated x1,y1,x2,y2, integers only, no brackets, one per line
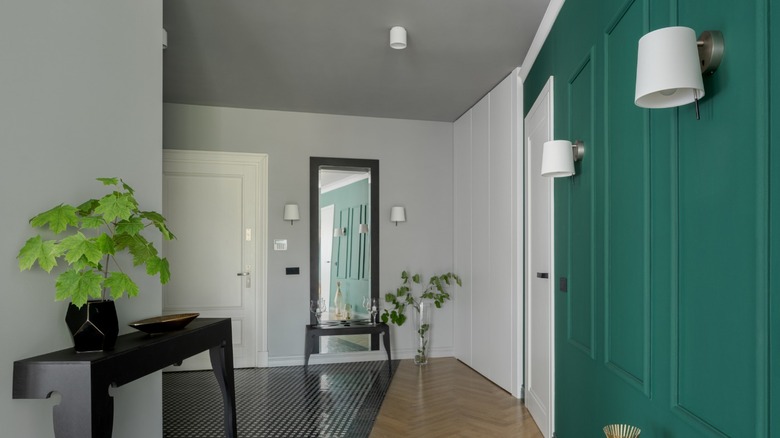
358,224,369,234
283,203,300,225
390,26,407,50
333,227,346,237
541,140,585,178
390,206,406,226
635,27,724,119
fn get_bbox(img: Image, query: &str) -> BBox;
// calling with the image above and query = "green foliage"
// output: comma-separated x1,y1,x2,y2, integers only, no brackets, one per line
380,270,462,327
29,204,79,233
17,177,175,308
18,236,58,273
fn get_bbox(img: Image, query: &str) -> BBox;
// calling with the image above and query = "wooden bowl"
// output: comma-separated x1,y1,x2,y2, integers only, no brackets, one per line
129,313,199,334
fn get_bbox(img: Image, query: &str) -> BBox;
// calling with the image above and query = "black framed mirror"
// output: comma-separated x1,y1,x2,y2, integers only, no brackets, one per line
309,157,379,352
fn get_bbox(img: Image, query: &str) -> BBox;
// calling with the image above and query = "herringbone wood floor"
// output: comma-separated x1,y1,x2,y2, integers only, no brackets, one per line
370,357,544,437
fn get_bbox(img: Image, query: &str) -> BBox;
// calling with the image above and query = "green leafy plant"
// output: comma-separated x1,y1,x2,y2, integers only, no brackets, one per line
380,270,462,326
381,270,461,364
17,177,175,308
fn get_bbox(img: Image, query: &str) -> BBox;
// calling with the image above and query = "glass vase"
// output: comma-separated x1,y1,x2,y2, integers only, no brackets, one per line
413,301,432,365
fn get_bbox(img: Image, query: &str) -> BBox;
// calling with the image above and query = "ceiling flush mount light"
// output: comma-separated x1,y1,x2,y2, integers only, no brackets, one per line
390,206,406,225
283,203,300,225
541,140,585,178
390,26,407,50
635,27,725,119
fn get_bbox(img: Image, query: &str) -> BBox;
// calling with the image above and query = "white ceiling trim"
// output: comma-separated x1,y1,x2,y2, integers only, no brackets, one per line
519,0,566,83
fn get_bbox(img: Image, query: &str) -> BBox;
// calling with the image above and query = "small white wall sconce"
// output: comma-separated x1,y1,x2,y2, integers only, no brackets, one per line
390,206,406,226
390,26,407,50
358,224,369,234
283,203,300,225
333,227,346,237
635,27,724,119
541,140,585,178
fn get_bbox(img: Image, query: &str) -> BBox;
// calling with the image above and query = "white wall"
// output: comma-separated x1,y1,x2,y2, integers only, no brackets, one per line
0,1,163,437
163,104,455,363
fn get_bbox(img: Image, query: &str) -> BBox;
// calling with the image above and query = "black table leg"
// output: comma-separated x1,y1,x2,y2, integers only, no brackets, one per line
209,341,237,438
382,328,392,362
46,366,113,438
304,331,316,368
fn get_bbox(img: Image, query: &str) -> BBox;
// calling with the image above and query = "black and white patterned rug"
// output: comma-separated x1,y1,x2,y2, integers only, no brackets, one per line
163,360,398,438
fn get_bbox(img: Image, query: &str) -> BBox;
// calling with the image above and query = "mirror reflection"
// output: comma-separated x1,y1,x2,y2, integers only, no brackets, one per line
310,157,379,354
319,168,371,322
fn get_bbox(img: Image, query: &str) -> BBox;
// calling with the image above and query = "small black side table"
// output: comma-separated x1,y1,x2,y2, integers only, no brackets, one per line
13,318,236,438
304,321,391,367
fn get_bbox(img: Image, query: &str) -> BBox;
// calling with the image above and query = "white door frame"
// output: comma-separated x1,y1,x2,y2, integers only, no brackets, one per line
524,76,555,437
319,204,335,310
163,149,269,368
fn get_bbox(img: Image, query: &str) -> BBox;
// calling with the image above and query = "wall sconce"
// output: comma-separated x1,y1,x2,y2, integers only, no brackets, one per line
283,203,300,225
541,140,585,178
390,206,406,226
635,27,724,119
333,227,346,237
358,224,369,234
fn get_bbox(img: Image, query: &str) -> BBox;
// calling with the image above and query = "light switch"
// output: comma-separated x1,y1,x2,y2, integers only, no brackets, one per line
274,239,288,251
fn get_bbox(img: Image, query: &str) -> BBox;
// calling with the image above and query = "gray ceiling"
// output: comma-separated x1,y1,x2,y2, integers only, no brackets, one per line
162,0,551,122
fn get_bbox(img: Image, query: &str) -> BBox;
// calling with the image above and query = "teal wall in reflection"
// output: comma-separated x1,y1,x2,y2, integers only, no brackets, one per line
321,179,369,317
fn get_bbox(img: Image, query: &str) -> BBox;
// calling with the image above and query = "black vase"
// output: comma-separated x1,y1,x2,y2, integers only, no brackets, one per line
65,300,119,352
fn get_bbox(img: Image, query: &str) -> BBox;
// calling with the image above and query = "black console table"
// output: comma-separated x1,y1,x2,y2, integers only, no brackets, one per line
304,321,391,367
13,318,236,438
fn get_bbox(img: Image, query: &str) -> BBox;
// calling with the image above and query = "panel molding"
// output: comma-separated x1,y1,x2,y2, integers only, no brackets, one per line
670,0,770,435
565,49,595,358
602,0,651,396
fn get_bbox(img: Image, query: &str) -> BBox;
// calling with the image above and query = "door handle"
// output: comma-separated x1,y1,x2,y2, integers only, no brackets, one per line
536,272,549,279
237,272,251,288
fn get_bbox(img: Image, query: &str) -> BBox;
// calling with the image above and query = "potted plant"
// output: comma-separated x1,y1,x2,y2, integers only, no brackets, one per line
381,270,461,365
16,177,174,352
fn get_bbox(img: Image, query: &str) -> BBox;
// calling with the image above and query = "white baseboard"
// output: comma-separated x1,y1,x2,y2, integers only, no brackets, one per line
257,350,268,367
166,347,456,370
266,347,454,367
268,350,387,367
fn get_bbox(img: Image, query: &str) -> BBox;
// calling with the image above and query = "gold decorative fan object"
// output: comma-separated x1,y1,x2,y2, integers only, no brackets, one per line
603,424,641,438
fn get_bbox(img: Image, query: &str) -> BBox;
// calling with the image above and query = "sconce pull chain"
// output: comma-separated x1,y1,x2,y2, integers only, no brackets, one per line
694,90,700,120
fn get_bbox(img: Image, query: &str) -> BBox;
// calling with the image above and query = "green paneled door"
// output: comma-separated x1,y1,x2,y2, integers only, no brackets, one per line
524,0,772,435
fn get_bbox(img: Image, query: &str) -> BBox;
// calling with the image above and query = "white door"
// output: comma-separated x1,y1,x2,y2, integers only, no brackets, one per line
320,204,335,309
524,77,555,438
162,150,268,370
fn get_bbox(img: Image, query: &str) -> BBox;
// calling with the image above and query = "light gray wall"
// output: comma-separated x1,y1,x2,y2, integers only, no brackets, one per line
0,2,163,437
163,104,456,361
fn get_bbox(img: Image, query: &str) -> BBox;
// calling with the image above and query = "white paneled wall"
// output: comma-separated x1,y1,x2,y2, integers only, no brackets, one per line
453,109,474,363
454,69,523,396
